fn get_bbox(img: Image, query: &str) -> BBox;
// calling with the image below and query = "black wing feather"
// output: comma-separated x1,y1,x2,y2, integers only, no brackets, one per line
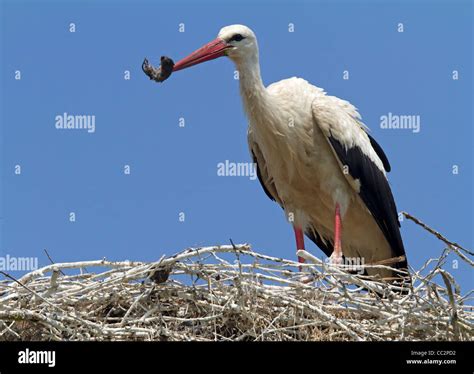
251,151,276,202
367,133,391,172
327,135,407,269
304,228,333,258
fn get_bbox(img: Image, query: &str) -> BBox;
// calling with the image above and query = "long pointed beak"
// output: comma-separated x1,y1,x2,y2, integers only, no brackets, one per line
173,38,232,72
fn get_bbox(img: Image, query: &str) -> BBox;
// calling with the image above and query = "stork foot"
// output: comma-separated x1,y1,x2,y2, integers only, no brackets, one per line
329,252,343,266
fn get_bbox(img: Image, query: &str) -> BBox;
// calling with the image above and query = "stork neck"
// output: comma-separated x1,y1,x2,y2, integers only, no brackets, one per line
236,58,270,117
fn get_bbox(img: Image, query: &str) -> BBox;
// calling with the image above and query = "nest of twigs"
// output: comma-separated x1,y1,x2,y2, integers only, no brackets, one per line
0,213,472,341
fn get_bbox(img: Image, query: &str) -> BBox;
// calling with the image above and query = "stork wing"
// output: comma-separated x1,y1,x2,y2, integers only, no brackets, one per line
311,99,407,266
367,133,391,173
248,131,281,204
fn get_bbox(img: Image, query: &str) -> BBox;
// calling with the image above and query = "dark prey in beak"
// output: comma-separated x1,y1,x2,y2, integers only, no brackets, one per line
142,56,175,83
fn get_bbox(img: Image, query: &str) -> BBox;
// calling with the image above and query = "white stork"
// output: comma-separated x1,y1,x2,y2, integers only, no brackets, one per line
171,25,408,280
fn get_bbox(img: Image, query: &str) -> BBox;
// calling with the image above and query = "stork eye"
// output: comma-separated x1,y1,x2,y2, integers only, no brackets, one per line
229,34,244,42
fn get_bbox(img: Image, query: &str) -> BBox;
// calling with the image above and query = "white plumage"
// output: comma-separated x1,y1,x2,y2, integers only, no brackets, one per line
172,24,408,280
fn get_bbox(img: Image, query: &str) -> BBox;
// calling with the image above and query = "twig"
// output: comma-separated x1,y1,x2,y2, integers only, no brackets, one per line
43,249,66,276
402,211,473,255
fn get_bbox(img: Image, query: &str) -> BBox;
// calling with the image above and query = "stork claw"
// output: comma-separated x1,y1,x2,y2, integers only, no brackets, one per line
329,252,344,266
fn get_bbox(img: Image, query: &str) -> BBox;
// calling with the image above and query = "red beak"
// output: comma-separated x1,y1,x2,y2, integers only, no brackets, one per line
173,38,232,72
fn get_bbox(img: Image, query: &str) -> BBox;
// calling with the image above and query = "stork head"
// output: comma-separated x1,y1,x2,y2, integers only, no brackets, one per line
173,24,258,72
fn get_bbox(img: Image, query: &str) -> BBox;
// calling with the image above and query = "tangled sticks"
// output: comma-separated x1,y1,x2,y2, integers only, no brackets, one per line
142,56,175,83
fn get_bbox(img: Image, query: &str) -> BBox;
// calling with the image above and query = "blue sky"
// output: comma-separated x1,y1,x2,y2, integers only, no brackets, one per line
1,0,472,293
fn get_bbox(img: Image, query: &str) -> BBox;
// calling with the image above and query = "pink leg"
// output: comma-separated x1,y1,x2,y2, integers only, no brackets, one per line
330,203,343,264
293,226,305,264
